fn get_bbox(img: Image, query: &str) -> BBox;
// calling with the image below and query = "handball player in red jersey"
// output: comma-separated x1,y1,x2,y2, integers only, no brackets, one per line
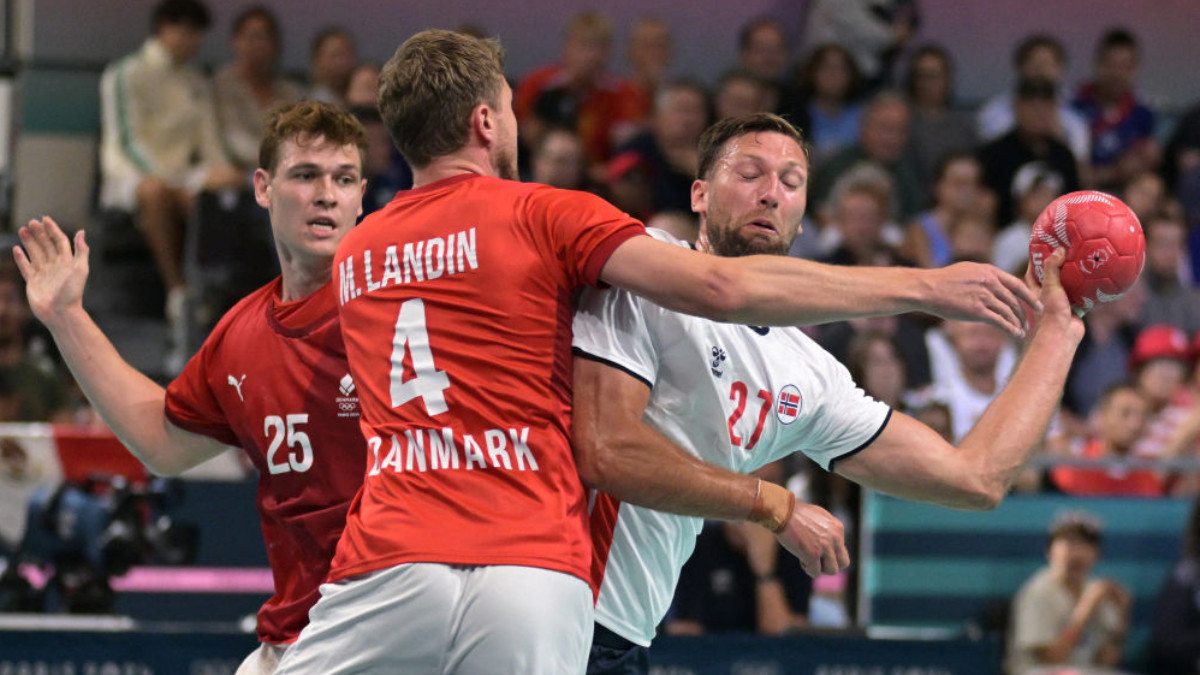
276,30,1041,675
15,100,369,675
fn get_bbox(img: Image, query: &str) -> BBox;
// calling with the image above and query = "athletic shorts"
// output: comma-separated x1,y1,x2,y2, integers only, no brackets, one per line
586,622,649,675
273,562,594,674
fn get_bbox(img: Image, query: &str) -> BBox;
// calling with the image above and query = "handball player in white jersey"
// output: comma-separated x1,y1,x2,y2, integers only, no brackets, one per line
572,113,1086,674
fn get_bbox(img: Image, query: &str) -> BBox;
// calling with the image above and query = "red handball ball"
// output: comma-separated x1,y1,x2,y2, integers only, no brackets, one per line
1028,190,1145,313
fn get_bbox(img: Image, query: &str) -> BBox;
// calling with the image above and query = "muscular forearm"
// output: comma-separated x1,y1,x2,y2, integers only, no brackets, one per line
575,418,760,520
723,256,926,326
956,317,1083,504
42,306,215,475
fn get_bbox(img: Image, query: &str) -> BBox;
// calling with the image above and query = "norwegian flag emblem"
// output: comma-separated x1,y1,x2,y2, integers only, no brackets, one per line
775,385,802,425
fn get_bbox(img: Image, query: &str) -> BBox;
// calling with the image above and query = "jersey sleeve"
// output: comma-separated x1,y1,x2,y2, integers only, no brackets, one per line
790,351,892,472
572,285,659,388
522,186,646,288
164,335,239,447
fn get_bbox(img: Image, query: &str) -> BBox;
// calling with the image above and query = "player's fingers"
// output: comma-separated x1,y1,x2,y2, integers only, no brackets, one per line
12,246,32,280
74,230,89,261
979,294,1023,338
18,222,48,266
986,279,1028,336
45,217,72,258
998,268,1042,313
1040,248,1067,290
836,539,851,571
819,547,839,576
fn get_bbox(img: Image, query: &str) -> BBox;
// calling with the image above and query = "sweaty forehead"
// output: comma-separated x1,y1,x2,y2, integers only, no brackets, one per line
718,132,807,169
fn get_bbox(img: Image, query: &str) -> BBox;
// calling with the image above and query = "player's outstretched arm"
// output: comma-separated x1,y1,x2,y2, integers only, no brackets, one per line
600,236,1040,338
15,217,229,475
573,356,849,576
834,248,1084,509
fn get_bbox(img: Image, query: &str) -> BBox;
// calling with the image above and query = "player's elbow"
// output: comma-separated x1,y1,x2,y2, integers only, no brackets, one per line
953,475,1005,511
572,430,632,493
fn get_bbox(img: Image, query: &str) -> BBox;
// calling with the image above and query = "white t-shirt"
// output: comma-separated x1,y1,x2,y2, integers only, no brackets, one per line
572,229,892,646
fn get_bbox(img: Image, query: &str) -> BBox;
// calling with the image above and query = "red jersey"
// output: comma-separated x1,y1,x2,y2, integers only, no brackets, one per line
330,174,644,585
1050,438,1165,497
165,278,366,644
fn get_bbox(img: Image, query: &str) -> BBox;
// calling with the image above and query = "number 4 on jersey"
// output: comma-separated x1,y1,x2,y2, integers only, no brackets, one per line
390,299,450,415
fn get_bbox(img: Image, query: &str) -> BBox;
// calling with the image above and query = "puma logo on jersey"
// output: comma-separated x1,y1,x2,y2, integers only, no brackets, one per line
710,346,727,377
228,374,246,402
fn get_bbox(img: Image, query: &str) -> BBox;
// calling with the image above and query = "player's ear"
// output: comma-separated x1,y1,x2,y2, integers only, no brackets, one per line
253,168,272,209
691,179,708,216
473,102,495,145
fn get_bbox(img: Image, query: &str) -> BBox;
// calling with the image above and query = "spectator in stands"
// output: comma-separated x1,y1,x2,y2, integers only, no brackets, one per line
1140,207,1200,334
1050,383,1165,496
735,17,794,113
818,163,905,266
1130,326,1200,481
98,0,242,342
1164,101,1200,265
979,77,1081,225
306,27,358,107
624,16,673,101
993,162,1063,275
901,152,987,268
213,6,302,172
666,462,811,637
530,127,587,191
800,0,918,91
0,261,69,423
1062,282,1144,417
948,212,996,264
846,331,907,409
1007,511,1130,675
926,318,1016,443
1151,495,1200,674
713,70,771,122
1073,29,1160,193
977,34,1091,167
903,44,977,199
612,79,709,214
515,11,649,176
792,44,865,163
810,91,924,221
1121,170,1167,226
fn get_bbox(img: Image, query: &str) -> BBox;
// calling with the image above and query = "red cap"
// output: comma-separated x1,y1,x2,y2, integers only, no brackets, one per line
605,150,646,184
1129,324,1192,371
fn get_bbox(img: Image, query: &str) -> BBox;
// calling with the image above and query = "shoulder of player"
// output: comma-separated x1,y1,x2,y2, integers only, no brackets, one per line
202,278,284,341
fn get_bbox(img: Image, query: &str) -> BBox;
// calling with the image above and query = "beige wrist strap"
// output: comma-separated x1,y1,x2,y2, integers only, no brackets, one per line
748,479,796,533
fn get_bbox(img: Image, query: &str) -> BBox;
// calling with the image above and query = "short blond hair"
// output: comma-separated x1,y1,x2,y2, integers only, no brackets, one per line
378,29,505,168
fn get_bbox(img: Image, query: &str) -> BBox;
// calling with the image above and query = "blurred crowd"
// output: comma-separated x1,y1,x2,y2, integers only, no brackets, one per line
4,0,1200,652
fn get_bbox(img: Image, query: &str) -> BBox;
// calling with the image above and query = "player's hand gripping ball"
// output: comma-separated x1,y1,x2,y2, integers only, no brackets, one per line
1028,190,1145,314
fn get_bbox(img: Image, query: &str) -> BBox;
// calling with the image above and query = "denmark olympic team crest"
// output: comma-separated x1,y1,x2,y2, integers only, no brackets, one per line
775,385,802,425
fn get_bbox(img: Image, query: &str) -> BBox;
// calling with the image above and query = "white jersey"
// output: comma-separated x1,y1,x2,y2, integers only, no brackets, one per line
572,229,892,646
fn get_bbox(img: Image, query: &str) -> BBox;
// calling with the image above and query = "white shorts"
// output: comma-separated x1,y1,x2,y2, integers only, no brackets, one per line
235,642,288,675
274,563,594,675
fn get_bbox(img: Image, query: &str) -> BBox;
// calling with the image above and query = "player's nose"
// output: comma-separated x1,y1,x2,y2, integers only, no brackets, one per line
314,176,337,206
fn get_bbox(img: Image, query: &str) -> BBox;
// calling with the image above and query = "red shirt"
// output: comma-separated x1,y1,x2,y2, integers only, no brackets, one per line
330,174,644,585
514,65,649,165
1050,438,1165,497
165,278,366,644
